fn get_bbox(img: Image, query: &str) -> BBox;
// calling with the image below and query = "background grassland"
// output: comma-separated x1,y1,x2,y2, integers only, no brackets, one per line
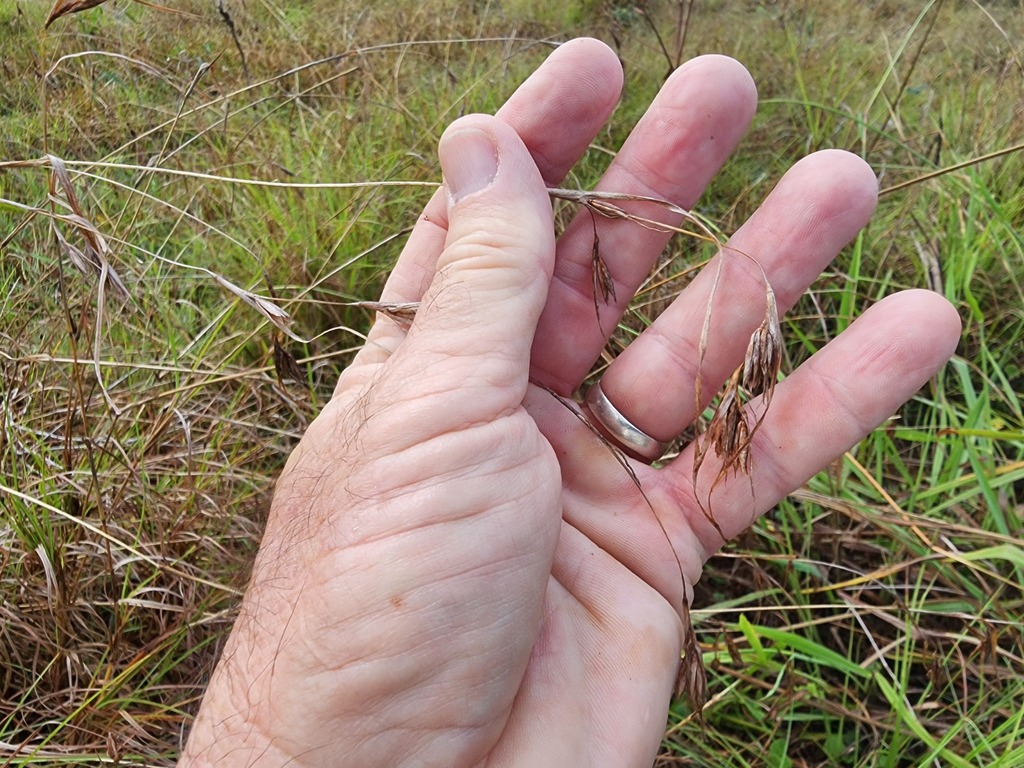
0,0,1022,765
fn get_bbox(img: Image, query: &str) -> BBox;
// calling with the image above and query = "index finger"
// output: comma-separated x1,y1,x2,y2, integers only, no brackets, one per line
349,39,624,372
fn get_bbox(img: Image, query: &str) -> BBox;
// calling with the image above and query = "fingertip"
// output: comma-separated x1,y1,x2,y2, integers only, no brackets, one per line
871,288,963,362
792,149,879,213
439,120,500,206
419,113,555,376
830,290,962,407
438,113,551,220
747,150,879,265
496,38,623,184
819,148,879,203
552,37,624,97
677,53,756,85
673,54,758,120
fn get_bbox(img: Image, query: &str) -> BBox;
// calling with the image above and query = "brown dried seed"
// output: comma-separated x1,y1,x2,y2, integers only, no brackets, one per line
676,594,708,717
353,300,419,326
45,0,196,29
47,156,131,299
46,0,108,29
592,234,616,305
742,285,782,401
273,335,304,385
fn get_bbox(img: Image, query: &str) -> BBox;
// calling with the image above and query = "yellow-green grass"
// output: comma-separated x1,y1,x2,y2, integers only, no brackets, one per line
1,0,1022,764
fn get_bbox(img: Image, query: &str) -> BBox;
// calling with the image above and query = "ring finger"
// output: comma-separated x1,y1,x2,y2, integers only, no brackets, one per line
593,149,880,449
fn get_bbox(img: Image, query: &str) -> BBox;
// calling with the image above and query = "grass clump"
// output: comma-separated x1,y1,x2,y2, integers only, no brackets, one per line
1,0,1022,765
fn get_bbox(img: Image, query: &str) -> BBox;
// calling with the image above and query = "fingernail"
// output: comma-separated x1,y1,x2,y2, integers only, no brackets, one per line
442,128,499,205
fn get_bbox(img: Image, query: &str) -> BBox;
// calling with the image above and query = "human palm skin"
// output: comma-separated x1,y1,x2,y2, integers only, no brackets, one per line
180,39,960,767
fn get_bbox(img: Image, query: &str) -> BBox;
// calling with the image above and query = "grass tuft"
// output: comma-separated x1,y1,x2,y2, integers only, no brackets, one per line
1,0,1022,765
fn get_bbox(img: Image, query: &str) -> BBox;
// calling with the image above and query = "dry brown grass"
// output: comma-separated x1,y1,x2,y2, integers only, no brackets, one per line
1,0,1023,765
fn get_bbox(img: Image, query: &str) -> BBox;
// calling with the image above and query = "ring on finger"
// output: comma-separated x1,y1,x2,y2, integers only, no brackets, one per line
583,379,669,464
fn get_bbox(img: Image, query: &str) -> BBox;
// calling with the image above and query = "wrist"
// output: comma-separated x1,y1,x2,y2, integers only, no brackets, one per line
179,632,293,767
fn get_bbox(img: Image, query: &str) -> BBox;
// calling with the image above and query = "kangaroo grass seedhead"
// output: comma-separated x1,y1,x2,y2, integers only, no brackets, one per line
350,300,419,327
589,211,616,329
742,285,782,403
45,0,197,30
676,594,708,720
46,154,130,300
691,248,781,537
552,187,724,333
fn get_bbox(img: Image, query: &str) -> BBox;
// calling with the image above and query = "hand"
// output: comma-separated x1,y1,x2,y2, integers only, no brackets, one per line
179,39,960,767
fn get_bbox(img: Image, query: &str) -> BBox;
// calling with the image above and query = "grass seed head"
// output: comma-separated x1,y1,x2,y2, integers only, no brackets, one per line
46,0,197,30
45,0,109,29
676,595,708,717
742,285,782,403
47,155,130,299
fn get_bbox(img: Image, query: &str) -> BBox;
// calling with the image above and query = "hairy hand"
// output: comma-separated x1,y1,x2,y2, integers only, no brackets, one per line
180,39,960,768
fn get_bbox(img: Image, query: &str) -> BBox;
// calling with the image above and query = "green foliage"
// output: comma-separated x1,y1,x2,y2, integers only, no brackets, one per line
1,0,1022,765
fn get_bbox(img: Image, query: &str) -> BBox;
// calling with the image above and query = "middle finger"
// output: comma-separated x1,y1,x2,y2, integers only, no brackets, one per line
598,149,879,444
530,54,757,395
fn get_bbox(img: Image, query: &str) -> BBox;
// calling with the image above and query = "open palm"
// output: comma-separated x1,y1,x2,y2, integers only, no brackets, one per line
180,39,959,768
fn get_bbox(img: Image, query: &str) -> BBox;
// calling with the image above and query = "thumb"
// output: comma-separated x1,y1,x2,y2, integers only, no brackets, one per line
398,114,556,404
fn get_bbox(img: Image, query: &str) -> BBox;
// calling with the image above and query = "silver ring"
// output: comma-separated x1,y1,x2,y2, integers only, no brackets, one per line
583,379,668,463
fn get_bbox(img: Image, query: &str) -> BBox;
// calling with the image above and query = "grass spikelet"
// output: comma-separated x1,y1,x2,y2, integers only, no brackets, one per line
45,0,197,30
676,594,708,719
349,300,420,327
741,284,782,404
46,155,130,300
